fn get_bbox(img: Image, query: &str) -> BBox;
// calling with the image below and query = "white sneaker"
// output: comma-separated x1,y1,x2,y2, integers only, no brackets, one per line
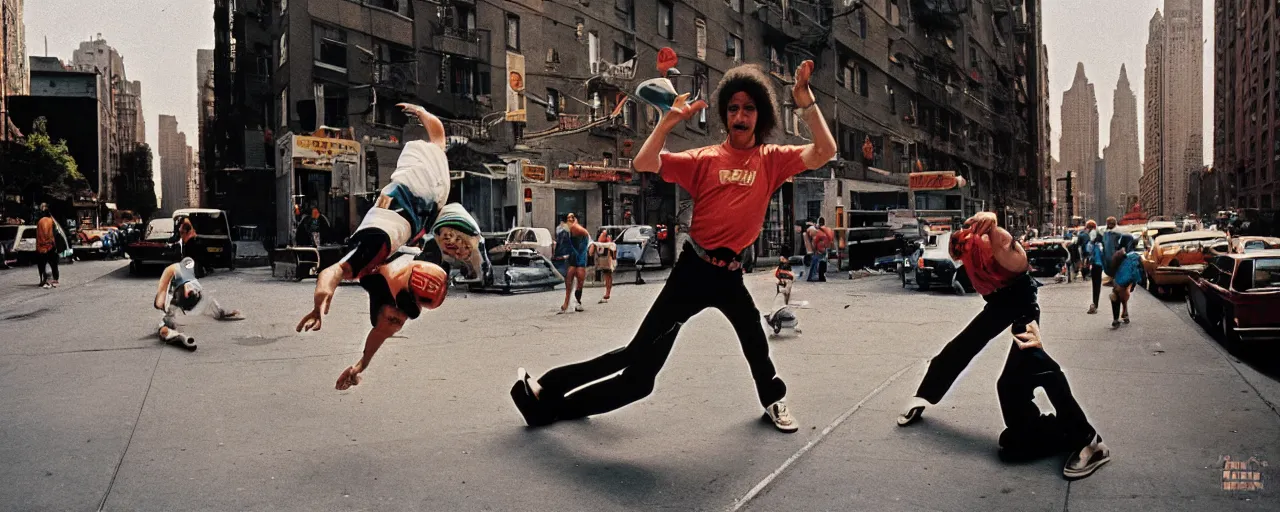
764,400,799,433
574,304,584,312
897,397,929,426
1063,434,1111,480
598,298,609,304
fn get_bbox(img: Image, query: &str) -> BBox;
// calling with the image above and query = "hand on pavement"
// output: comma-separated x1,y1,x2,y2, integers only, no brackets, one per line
336,365,363,390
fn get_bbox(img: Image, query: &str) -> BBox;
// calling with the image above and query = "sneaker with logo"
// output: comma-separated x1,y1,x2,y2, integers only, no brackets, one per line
1063,434,1111,480
763,400,798,433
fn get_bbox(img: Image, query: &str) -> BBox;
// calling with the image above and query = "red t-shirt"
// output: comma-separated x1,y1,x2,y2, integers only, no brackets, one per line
660,142,808,252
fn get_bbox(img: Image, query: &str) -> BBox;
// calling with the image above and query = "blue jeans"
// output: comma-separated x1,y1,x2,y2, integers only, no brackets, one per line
807,254,825,281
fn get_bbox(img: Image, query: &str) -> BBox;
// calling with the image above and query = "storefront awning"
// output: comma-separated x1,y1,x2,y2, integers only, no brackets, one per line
849,181,909,193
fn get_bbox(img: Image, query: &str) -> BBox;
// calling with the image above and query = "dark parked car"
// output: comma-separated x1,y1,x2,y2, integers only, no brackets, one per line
1185,251,1280,344
174,208,236,270
127,218,182,274
1025,239,1072,277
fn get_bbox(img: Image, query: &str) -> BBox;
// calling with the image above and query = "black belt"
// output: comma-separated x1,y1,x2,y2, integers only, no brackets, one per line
685,240,746,271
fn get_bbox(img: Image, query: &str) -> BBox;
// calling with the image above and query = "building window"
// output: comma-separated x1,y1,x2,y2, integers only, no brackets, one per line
506,14,521,51
623,101,637,129
858,12,867,38
279,32,288,66
695,18,707,60
888,84,896,114
315,24,348,73
614,43,636,65
280,89,288,128
888,0,901,26
858,66,869,97
727,34,743,62
617,0,635,30
588,31,600,73
280,0,287,14
727,0,742,13
658,1,674,40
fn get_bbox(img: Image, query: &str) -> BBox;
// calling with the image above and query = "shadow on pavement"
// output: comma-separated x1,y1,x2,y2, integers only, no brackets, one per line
494,427,661,507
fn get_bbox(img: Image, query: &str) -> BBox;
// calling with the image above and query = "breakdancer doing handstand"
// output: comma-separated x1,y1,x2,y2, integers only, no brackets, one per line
510,60,836,432
296,103,485,389
896,212,1111,480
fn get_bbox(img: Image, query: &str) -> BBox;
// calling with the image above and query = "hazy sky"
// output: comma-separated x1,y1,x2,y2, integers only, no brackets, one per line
24,0,214,198
1044,0,1214,165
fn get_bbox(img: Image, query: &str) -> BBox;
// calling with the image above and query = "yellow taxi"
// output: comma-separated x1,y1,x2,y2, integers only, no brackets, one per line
1140,230,1227,295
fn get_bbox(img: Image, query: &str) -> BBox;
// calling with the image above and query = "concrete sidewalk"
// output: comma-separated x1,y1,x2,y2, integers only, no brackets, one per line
0,270,1275,511
741,278,1280,511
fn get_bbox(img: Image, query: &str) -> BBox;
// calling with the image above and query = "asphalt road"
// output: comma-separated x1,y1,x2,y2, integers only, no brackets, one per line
0,261,1276,511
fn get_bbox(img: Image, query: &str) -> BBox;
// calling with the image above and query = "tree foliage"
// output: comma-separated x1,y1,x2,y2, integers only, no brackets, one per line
0,117,87,201
114,144,158,220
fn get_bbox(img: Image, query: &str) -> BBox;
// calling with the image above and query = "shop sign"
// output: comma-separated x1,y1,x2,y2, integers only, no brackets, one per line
909,171,962,191
555,164,632,182
521,161,548,183
292,136,361,171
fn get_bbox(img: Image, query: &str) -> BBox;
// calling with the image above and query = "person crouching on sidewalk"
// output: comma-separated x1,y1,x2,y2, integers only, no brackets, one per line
896,212,1110,480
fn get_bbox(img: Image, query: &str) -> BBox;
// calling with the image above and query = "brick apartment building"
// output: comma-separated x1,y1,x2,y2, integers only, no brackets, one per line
210,0,1045,255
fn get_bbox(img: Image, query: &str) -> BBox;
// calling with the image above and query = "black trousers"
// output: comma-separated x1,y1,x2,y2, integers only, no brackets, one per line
37,251,59,283
537,242,787,421
914,274,1097,446
1090,264,1103,306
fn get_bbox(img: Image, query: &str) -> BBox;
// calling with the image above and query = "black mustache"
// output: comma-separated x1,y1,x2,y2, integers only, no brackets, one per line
732,124,750,130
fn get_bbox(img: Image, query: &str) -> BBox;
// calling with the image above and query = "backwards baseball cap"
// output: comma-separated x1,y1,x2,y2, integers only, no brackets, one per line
406,262,448,311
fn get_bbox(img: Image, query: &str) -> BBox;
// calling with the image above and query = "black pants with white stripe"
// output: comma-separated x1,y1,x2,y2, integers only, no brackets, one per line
914,273,1098,447
536,242,787,421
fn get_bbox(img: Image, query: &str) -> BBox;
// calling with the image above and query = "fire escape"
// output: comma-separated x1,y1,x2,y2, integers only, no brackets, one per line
425,0,492,129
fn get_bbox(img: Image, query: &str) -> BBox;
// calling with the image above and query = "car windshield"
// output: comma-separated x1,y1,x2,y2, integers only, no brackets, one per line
0,225,17,241
145,219,173,240
618,226,652,243
184,214,229,236
1252,258,1280,290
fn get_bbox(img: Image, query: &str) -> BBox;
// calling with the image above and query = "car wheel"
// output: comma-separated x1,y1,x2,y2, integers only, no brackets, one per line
1185,293,1200,323
1221,305,1241,347
951,279,966,296
129,261,140,275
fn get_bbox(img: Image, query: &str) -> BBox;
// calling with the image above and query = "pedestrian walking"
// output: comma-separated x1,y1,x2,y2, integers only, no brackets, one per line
558,213,590,313
34,211,59,288
1078,220,1103,313
510,60,837,432
896,212,1110,480
1098,217,1138,327
153,257,244,351
590,229,617,304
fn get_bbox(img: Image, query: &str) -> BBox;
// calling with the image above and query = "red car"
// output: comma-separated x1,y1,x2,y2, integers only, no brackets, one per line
1185,250,1280,343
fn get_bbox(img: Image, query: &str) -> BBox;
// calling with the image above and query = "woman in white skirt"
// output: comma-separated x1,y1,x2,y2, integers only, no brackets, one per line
590,229,618,303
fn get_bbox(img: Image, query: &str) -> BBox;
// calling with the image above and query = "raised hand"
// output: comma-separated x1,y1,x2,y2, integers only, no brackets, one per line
964,212,999,237
792,60,815,108
661,93,708,128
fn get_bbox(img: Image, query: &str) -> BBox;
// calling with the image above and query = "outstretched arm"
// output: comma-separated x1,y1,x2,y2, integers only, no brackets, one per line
791,61,838,169
297,262,351,332
398,103,447,151
154,264,176,310
336,323,400,390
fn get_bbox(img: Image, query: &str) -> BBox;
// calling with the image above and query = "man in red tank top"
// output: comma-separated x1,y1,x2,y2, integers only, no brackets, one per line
511,61,836,433
896,212,1111,480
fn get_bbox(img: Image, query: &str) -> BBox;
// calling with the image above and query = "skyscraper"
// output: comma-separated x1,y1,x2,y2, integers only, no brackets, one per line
1059,62,1099,221
1158,0,1204,216
1142,9,1165,217
159,115,187,214
1105,65,1141,219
